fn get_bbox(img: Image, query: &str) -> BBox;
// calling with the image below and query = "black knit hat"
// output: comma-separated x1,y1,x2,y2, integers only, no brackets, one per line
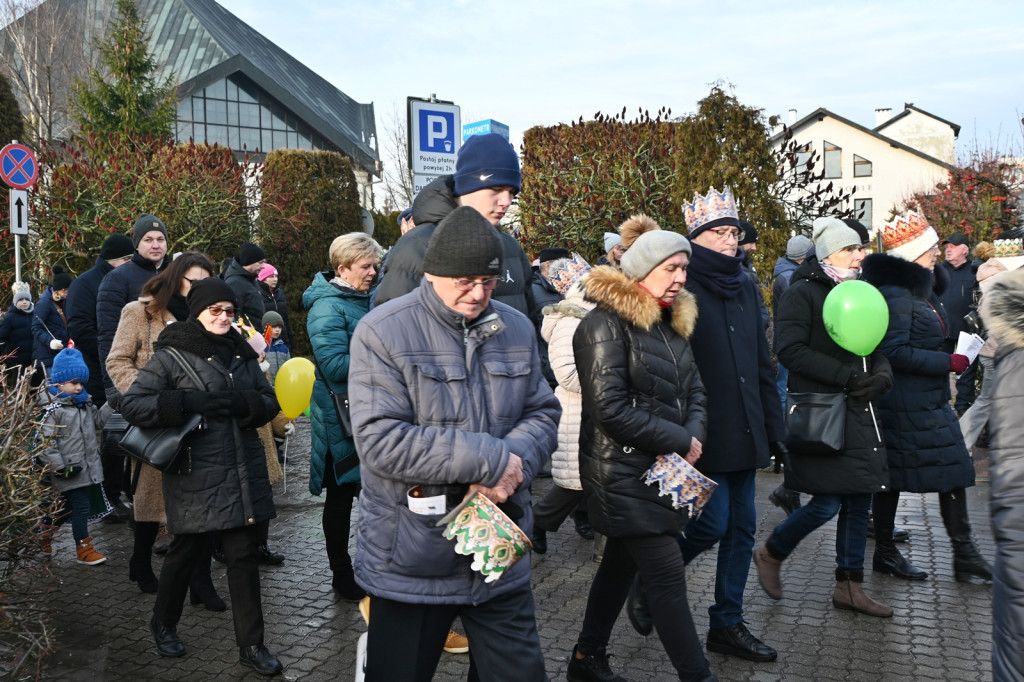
738,220,759,245
100,234,135,261
186,277,238,318
538,247,571,263
238,242,266,267
51,265,72,291
423,206,502,277
132,214,167,248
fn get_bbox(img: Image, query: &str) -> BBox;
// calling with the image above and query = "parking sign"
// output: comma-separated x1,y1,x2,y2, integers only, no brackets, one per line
408,97,461,195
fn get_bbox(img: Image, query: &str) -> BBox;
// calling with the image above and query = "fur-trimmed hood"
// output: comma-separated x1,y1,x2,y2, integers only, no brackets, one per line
982,268,1024,354
860,252,947,298
582,265,697,337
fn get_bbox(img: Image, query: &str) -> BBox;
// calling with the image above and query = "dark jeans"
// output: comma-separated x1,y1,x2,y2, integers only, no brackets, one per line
678,468,756,629
578,534,709,680
323,453,360,578
770,493,872,570
366,582,547,682
154,521,267,647
60,487,91,542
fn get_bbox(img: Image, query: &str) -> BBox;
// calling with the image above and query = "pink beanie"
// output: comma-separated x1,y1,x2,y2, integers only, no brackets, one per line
257,263,278,282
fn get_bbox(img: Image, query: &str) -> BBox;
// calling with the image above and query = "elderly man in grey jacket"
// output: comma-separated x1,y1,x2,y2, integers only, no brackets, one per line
349,206,561,682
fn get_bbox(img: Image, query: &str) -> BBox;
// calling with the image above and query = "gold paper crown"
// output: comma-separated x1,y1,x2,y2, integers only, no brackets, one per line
549,253,591,296
881,211,930,251
682,186,740,233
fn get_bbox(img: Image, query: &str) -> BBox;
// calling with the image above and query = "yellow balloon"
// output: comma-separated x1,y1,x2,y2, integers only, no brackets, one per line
275,357,316,419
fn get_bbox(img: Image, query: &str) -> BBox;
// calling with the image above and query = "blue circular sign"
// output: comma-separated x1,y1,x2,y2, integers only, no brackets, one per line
0,144,38,190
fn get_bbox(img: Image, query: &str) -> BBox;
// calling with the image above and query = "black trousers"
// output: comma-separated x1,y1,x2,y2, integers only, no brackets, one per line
577,534,709,680
533,484,586,533
366,582,547,682
153,521,267,647
323,454,360,578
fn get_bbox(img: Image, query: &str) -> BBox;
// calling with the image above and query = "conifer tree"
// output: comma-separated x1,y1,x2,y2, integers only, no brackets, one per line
0,72,25,145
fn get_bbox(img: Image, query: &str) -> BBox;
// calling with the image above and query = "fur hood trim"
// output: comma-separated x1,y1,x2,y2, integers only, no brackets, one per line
860,252,940,298
982,268,1024,353
583,265,697,337
541,298,593,321
154,318,258,361
618,214,661,249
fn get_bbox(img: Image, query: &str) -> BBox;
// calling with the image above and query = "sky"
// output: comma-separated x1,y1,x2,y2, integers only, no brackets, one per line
215,0,1024,162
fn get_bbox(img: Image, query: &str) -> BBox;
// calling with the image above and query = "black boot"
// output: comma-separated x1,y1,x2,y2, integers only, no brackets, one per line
129,521,160,593
566,644,627,682
872,491,927,580
768,485,801,516
532,527,548,555
189,540,226,611
939,490,992,583
331,562,365,602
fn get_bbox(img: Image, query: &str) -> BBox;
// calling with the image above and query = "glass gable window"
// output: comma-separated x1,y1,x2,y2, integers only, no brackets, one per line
824,140,841,178
175,73,338,156
854,154,873,177
854,198,873,226
795,142,813,172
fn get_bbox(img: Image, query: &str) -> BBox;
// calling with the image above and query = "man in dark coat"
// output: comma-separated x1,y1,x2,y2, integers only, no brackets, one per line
373,133,534,316
654,187,785,662
938,232,978,414
65,234,134,407
223,242,268,330
96,214,170,402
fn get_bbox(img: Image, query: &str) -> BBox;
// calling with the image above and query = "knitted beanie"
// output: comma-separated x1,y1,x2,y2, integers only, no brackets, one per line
880,211,939,263
453,133,521,196
51,346,89,385
738,220,759,245
257,263,278,282
786,235,814,260
132,214,167,248
100,234,135,261
51,265,72,291
538,247,571,263
423,206,502,277
12,281,31,303
621,231,692,281
262,310,284,328
812,217,861,260
186,277,238,318
238,242,266,267
604,232,622,253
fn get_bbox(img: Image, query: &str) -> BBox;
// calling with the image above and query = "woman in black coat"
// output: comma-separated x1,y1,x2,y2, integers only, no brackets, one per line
120,278,283,676
569,219,713,682
257,264,294,350
753,218,893,617
860,211,991,584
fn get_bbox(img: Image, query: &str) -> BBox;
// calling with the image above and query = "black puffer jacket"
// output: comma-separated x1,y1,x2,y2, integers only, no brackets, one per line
0,304,34,367
373,175,534,315
222,258,266,329
573,267,706,538
860,253,975,493
119,319,279,535
66,257,115,403
775,259,892,495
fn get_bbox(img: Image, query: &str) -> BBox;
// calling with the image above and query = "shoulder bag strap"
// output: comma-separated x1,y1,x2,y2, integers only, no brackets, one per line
310,352,337,398
163,346,207,391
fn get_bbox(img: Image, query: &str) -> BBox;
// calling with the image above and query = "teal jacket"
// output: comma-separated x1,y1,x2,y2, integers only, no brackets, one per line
303,272,372,494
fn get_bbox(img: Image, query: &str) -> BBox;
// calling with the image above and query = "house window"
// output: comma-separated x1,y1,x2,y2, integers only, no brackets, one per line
795,142,813,172
854,199,872,227
824,140,841,178
854,154,872,177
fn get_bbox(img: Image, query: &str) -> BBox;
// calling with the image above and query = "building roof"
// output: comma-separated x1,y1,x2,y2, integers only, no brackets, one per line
771,107,954,171
873,103,961,139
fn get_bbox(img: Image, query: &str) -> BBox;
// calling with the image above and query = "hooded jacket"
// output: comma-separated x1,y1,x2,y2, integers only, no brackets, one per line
302,271,371,493
0,303,34,366
859,253,975,493
223,258,266,329
982,269,1024,681
573,266,706,538
373,175,534,316
119,320,279,535
347,281,560,605
32,288,69,367
37,391,106,494
774,258,892,495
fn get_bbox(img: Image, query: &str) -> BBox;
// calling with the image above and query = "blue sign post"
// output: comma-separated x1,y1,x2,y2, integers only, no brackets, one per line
408,96,461,196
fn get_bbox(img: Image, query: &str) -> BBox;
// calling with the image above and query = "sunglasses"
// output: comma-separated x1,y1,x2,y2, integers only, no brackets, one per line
206,305,236,318
451,277,502,292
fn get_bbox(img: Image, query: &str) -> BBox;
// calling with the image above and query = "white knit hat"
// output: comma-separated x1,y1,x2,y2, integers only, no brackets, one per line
880,211,939,263
604,232,622,253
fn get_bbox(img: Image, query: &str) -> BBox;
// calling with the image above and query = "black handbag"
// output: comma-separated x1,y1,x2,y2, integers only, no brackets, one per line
785,391,846,456
312,354,354,440
120,347,206,473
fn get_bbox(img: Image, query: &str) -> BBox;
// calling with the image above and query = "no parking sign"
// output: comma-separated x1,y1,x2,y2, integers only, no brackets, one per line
0,143,38,190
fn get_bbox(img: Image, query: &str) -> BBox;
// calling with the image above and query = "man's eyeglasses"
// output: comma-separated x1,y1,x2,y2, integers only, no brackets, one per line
708,227,745,241
206,305,236,318
451,277,502,292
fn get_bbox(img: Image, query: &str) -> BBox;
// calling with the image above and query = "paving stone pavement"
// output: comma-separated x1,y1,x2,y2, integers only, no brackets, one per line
40,418,995,681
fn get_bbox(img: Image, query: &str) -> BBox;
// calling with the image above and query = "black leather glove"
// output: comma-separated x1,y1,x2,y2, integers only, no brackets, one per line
228,392,249,418
182,391,232,418
848,374,890,401
105,386,123,411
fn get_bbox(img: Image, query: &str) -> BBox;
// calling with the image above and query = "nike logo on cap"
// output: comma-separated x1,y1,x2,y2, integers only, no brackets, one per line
479,174,493,181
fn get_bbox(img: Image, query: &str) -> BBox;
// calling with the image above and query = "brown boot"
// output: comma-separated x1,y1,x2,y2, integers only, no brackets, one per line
754,541,785,600
833,568,892,617
76,537,107,565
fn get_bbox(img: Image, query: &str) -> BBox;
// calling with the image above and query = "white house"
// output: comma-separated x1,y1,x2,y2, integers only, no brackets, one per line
772,104,957,234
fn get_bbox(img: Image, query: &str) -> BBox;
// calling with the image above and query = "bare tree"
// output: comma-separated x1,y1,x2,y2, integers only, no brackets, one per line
377,102,415,212
0,0,105,142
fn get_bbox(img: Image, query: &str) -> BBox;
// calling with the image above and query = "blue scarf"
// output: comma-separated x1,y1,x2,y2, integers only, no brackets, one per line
48,385,91,406
686,241,748,299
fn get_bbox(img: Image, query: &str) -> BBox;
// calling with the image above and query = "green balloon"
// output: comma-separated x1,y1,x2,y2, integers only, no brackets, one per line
822,280,889,356
303,406,310,417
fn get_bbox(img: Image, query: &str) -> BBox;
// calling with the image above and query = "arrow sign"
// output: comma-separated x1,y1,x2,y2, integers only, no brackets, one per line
9,189,27,235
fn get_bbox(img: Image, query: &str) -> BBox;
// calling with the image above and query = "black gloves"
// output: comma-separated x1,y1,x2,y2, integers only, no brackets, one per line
105,387,123,411
182,391,233,418
846,372,891,402
229,393,249,418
